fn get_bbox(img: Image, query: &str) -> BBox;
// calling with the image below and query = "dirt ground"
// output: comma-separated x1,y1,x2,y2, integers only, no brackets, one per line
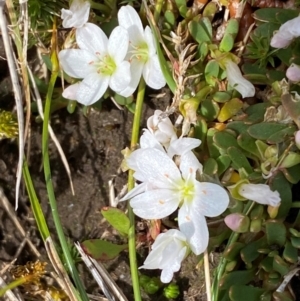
0,50,206,300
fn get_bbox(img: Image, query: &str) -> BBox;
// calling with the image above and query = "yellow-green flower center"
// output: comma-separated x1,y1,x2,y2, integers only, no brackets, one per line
129,41,149,63
92,53,116,76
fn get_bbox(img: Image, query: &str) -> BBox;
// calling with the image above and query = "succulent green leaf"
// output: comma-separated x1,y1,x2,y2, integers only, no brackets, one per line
240,236,268,265
164,10,176,26
199,98,220,121
228,146,253,174
247,123,291,142
204,60,220,86
189,18,212,44
270,171,292,219
229,285,267,301
81,239,127,261
283,241,298,263
213,131,239,151
203,158,218,176
273,255,289,276
216,154,231,175
219,269,256,290
223,242,245,261
265,220,286,247
207,128,221,158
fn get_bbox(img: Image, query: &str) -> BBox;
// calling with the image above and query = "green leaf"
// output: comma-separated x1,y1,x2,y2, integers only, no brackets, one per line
270,171,292,219
199,98,220,121
207,128,221,158
219,269,256,290
218,98,243,123
237,133,260,159
244,103,270,123
253,8,299,23
213,131,239,151
228,146,253,174
205,60,220,86
265,220,286,247
213,91,232,103
273,255,289,276
223,242,245,261
216,155,231,175
101,207,130,236
283,241,298,263
203,158,218,176
282,164,300,184
189,18,212,44
229,285,267,301
248,123,290,142
281,94,300,128
81,239,128,261
240,236,268,265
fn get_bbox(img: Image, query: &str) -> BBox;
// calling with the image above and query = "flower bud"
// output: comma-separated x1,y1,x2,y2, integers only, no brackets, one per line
286,64,300,82
144,277,162,294
139,274,151,289
295,130,300,149
163,283,180,299
224,213,250,233
250,219,262,233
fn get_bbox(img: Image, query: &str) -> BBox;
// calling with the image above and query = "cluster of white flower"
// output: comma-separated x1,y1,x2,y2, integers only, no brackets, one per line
120,110,230,282
59,1,166,106
271,15,300,82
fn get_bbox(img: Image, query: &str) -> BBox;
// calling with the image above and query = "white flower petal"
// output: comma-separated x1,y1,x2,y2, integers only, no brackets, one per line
127,148,181,185
144,26,156,56
226,61,255,98
118,59,143,97
62,82,80,100
140,129,165,151
130,189,180,219
59,49,96,78
180,151,203,179
108,26,129,63
61,0,90,28
118,5,143,33
140,229,187,283
76,23,108,53
143,55,166,89
119,182,148,202
238,183,281,207
167,137,201,158
178,204,208,255
76,73,109,105
194,182,229,217
109,61,131,94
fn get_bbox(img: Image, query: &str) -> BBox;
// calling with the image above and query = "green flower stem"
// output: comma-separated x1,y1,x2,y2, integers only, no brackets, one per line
23,159,50,241
211,201,255,301
0,276,29,297
127,78,146,301
42,25,87,301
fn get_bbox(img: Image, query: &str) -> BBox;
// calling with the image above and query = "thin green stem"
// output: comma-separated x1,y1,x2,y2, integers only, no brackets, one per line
128,78,146,301
23,159,50,241
211,201,255,301
42,26,87,301
0,277,29,297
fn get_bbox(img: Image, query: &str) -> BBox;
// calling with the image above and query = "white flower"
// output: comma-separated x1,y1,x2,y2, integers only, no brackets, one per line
117,5,166,96
271,16,300,48
238,183,281,207
61,0,90,28
121,147,229,255
140,229,188,283
59,23,131,105
286,63,300,82
225,61,255,98
140,110,177,150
